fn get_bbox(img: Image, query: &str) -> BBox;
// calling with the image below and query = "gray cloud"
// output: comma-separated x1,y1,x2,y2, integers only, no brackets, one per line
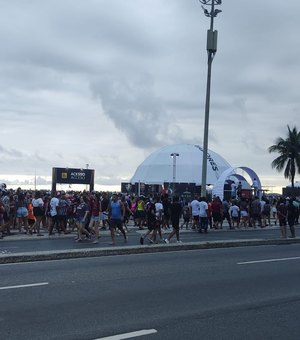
90,74,183,148
0,145,24,158
0,0,300,189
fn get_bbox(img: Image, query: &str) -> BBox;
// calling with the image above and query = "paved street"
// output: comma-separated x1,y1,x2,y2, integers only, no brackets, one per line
1,244,300,339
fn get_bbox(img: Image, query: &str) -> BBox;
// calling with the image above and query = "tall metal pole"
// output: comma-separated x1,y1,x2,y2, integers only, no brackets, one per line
170,153,179,196
200,0,222,197
86,163,89,191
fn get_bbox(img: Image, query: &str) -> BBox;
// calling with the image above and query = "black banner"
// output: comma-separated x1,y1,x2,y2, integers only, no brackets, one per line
52,167,95,192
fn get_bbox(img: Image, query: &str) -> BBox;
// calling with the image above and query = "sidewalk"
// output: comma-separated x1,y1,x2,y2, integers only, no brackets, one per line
1,223,299,264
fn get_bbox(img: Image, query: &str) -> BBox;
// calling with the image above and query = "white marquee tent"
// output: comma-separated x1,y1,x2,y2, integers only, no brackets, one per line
130,144,232,185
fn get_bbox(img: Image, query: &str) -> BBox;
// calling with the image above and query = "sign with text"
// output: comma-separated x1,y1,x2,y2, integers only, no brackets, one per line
52,167,95,192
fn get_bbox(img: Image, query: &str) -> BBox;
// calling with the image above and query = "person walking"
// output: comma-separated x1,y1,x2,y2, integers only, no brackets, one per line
108,193,127,245
135,196,146,230
190,195,200,231
140,197,156,245
221,198,232,230
287,198,296,238
164,196,183,244
75,195,91,242
276,198,287,238
211,196,222,229
89,192,101,244
230,201,240,229
199,197,209,233
16,192,29,234
31,191,45,236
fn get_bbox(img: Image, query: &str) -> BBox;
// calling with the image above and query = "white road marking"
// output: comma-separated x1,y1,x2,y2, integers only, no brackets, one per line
95,329,157,339
237,256,300,265
0,282,49,290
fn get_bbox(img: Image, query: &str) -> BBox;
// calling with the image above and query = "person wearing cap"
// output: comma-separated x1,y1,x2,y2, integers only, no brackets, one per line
107,193,127,245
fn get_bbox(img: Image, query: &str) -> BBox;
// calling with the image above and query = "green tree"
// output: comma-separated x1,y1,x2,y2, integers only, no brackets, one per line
268,125,300,187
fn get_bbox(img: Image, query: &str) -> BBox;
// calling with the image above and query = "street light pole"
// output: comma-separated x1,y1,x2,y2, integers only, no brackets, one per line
170,153,179,196
200,0,222,197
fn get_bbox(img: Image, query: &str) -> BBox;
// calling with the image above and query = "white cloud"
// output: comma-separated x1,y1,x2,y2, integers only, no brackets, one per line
1,0,300,190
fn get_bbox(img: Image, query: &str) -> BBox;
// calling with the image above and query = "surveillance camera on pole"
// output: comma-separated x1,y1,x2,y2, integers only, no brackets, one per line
199,0,222,197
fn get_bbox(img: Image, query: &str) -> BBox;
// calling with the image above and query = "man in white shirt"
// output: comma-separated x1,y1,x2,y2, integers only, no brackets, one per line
48,193,60,235
230,202,240,228
190,196,200,230
199,197,209,233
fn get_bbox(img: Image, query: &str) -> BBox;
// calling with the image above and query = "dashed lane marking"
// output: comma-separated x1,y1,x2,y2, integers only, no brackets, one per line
0,282,49,290
237,256,300,265
94,329,158,339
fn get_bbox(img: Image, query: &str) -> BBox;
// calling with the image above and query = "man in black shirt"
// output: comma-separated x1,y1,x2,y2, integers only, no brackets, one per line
100,192,109,230
164,196,183,244
287,198,296,238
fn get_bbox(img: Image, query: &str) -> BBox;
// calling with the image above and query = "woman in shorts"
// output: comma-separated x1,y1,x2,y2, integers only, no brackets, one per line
75,196,91,242
16,192,29,233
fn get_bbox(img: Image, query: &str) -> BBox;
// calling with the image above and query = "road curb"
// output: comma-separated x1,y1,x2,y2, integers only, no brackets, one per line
1,238,300,264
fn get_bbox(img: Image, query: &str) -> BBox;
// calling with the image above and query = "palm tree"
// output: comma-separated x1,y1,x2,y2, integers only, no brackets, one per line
268,125,300,187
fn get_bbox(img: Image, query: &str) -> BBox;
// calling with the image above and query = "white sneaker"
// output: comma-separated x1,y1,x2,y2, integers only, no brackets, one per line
177,240,183,244
164,239,169,244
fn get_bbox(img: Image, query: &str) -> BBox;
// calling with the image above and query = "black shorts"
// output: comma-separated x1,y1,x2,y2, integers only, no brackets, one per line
33,207,45,217
171,220,179,230
147,219,156,231
279,218,286,227
110,219,123,229
136,211,146,219
192,215,200,222
251,213,260,220
28,218,35,226
212,212,222,222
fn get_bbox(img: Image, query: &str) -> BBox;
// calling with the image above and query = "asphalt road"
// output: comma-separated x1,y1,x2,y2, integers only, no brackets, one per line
1,244,300,340
0,226,295,255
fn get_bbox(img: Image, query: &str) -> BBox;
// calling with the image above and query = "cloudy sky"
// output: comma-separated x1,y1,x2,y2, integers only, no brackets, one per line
0,0,299,191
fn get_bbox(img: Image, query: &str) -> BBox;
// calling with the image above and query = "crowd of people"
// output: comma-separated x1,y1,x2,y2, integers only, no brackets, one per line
194,194,299,239
0,183,299,244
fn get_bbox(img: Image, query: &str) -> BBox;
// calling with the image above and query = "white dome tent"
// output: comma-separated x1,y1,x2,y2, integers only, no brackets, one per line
130,144,231,186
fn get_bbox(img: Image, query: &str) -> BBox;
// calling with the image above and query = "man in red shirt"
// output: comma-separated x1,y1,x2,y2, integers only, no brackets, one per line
89,192,101,243
211,196,222,229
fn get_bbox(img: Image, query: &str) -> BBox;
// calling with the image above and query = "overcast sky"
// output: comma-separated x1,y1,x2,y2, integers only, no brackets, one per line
0,0,299,191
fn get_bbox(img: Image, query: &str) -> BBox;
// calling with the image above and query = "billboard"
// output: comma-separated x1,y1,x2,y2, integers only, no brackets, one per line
52,167,95,192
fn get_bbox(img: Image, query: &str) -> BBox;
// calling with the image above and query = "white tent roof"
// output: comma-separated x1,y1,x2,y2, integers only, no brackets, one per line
130,144,231,185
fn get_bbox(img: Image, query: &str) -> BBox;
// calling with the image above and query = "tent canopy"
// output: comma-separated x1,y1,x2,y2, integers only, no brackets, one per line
130,144,231,185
